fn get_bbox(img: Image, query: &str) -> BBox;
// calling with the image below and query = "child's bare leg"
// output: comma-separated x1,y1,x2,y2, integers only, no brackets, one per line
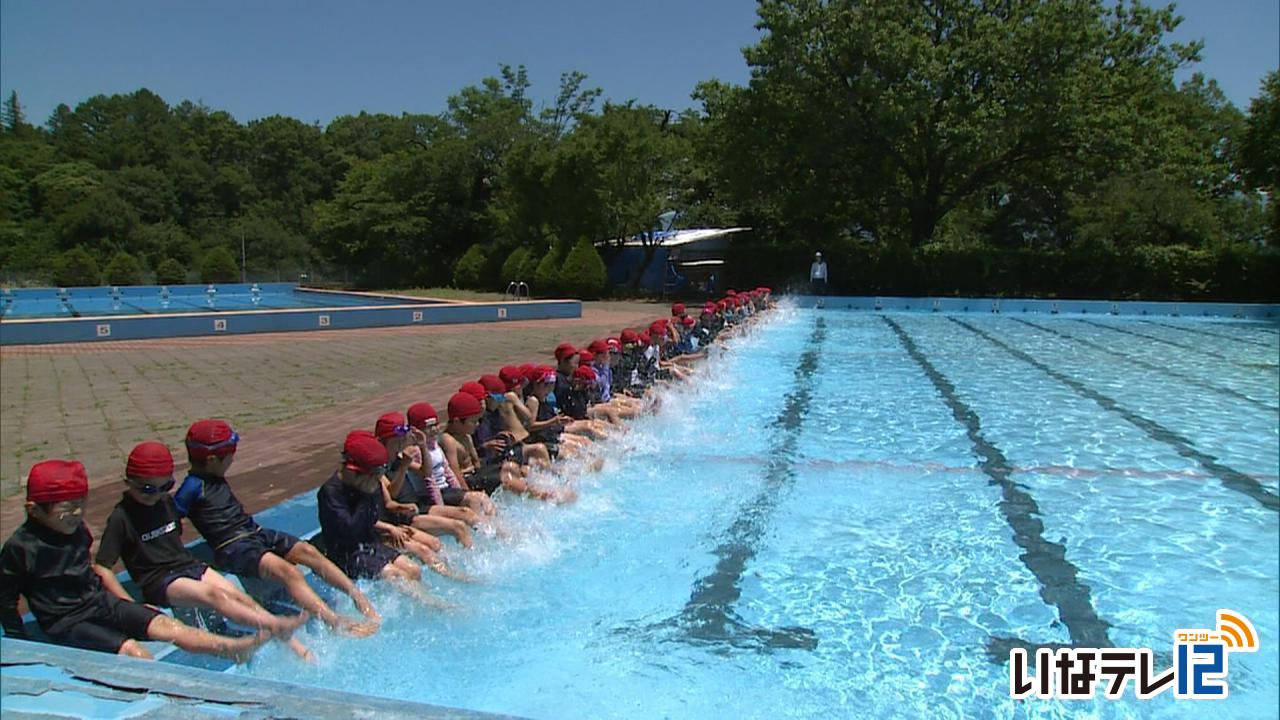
588,405,622,424
166,574,308,636
428,504,481,526
458,490,495,516
263,549,378,636
118,639,154,659
520,443,552,468
404,526,443,552
399,538,437,566
145,614,270,664
380,556,451,609
410,513,474,547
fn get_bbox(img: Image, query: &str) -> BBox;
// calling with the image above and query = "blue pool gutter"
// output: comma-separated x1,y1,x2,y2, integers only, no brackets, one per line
0,284,581,346
790,295,1279,318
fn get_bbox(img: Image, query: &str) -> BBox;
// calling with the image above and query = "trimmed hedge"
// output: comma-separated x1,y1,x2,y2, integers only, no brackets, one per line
534,246,564,296
200,246,239,283
52,246,100,287
558,238,608,299
725,242,1279,302
154,257,188,285
104,251,144,286
452,244,488,289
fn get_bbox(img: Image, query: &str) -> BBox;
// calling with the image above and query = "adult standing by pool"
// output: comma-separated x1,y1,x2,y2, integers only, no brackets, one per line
809,252,828,295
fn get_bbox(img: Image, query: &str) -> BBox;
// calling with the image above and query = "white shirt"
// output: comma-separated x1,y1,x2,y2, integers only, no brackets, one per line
427,445,450,489
810,261,828,280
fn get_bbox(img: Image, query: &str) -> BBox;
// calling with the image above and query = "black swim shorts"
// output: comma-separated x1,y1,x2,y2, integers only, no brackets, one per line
46,593,162,654
214,528,300,579
465,465,503,495
441,487,468,506
337,543,400,580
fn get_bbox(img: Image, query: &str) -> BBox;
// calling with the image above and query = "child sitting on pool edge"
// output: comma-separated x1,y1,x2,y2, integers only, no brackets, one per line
316,430,446,608
93,441,313,660
0,459,270,663
174,419,380,637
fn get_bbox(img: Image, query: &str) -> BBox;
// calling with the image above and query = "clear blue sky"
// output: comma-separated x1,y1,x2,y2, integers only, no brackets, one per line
1,0,1276,127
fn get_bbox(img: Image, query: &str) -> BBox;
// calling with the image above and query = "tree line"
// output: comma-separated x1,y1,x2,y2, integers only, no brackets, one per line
1,0,1276,300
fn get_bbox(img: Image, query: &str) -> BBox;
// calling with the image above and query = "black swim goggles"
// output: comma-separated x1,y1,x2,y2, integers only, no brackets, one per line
132,477,176,494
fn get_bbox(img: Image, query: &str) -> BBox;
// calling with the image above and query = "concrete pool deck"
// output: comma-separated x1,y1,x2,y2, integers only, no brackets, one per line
0,299,667,539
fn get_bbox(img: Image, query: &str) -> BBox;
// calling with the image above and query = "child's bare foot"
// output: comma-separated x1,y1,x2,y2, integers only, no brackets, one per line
287,636,317,663
272,610,309,637
334,615,380,638
429,560,475,582
352,592,381,622
587,457,605,473
223,629,271,664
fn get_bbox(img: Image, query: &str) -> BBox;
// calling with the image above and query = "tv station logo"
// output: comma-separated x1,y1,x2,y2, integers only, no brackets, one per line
1010,609,1259,701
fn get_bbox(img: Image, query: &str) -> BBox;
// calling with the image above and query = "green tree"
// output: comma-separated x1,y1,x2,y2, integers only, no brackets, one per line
104,250,145,285
1,91,29,133
52,246,100,286
704,0,1199,246
1240,71,1279,242
1071,171,1223,248
558,237,608,298
200,246,239,283
154,257,188,285
452,244,488,288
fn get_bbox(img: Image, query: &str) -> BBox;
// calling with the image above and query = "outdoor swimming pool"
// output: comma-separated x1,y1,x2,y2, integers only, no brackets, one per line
0,283,429,319
230,306,1278,719
0,283,581,345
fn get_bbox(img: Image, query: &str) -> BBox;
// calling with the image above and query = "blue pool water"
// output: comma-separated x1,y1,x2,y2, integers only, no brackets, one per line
1,283,432,319
231,308,1279,719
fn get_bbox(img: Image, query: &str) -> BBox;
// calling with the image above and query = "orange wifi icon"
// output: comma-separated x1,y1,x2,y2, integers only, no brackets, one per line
1217,610,1259,652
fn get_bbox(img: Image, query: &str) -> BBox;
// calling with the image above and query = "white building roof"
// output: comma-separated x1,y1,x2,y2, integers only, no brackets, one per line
603,227,751,249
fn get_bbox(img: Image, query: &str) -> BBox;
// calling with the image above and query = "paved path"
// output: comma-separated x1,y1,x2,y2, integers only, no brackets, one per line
0,300,667,539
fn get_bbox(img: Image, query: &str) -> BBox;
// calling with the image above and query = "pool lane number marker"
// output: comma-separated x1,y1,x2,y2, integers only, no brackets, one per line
654,317,827,653
953,318,1279,512
881,316,1114,661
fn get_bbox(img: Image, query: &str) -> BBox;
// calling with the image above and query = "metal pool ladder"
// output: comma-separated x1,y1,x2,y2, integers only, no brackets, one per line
504,281,530,301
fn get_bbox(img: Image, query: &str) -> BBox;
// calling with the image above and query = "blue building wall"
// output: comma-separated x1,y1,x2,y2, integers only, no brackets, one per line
603,247,672,292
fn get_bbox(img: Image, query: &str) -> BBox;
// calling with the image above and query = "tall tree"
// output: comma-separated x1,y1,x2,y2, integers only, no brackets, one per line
705,0,1199,246
1240,71,1279,243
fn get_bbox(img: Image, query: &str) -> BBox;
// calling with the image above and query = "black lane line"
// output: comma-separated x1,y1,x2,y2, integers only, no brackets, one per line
882,317,1112,661
655,317,828,653
1073,318,1254,366
1012,318,1278,414
1141,319,1276,349
953,318,1280,512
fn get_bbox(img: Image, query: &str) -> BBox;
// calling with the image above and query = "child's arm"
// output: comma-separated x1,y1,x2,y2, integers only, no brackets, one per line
91,563,136,602
0,542,29,638
405,443,425,473
441,435,467,478
92,511,134,602
523,397,566,432
374,521,410,547
379,477,417,519
172,475,203,517
506,392,533,423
